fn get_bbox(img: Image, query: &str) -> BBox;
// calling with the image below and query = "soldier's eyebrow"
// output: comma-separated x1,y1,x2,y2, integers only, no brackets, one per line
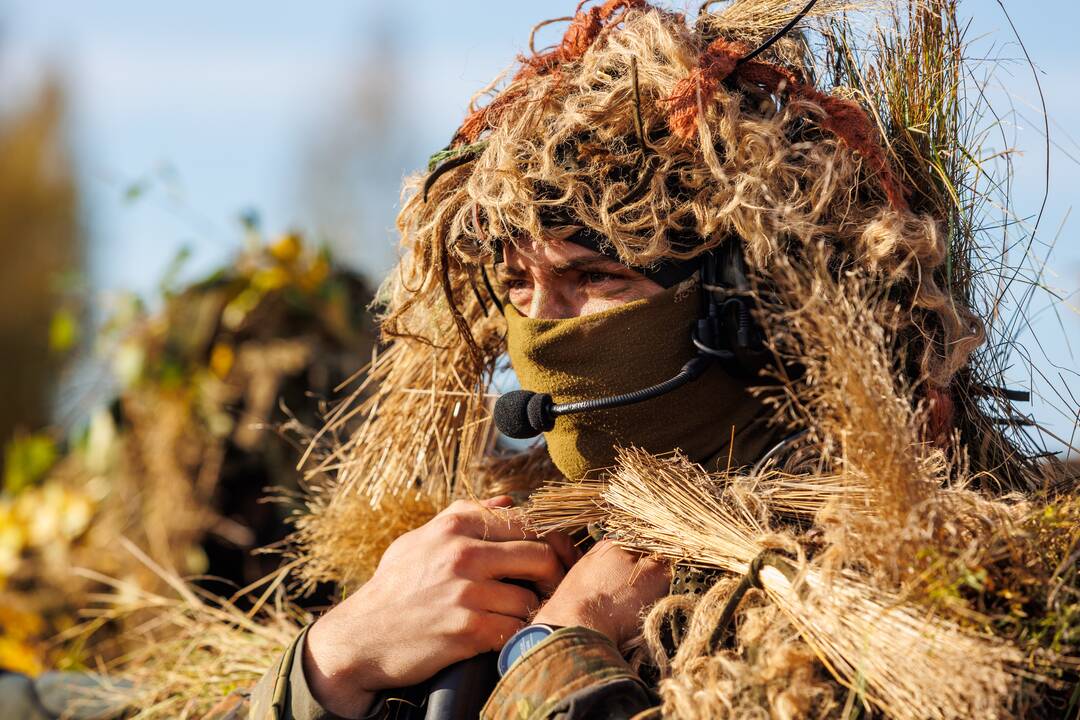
494,264,526,280
495,254,631,280
549,256,632,276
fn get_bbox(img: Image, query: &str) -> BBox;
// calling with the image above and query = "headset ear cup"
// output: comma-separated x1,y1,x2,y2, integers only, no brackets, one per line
694,244,778,380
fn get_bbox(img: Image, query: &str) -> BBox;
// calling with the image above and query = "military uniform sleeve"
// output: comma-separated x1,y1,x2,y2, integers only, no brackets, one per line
246,625,342,720
241,627,408,720
480,627,658,720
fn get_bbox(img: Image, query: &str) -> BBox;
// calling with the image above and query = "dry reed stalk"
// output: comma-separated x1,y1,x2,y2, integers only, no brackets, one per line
737,472,868,520
750,246,997,586
290,301,501,588
699,0,871,55
825,0,1056,487
527,465,862,533
529,448,1023,719
68,541,306,719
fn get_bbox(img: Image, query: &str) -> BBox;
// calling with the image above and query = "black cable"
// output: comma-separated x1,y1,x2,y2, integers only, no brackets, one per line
479,263,504,315
493,356,713,438
423,150,482,202
551,356,711,418
736,0,819,67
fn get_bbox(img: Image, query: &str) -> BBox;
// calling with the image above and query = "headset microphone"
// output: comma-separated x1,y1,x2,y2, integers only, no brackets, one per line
493,355,712,439
492,238,775,440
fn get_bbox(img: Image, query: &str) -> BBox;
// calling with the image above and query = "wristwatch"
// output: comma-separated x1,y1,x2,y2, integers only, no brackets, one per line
496,624,561,677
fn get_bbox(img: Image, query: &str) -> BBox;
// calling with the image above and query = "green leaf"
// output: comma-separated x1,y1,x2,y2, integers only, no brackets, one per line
122,179,150,203
159,244,193,296
48,308,79,352
3,433,59,494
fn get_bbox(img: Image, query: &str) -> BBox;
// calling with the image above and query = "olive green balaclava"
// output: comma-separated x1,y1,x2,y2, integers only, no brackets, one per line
504,283,782,480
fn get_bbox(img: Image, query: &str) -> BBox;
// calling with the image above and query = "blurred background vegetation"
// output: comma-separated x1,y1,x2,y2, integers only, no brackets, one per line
0,0,1077,676
0,51,385,672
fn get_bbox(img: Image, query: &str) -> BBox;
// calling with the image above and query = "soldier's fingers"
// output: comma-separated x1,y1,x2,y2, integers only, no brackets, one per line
480,540,565,596
461,580,540,620
434,505,539,542
541,530,581,570
475,613,527,653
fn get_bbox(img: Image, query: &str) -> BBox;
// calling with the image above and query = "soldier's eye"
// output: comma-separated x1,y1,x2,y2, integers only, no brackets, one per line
584,271,619,284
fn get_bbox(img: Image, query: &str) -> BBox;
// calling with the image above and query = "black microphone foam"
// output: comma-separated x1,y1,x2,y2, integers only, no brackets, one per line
494,390,550,439
526,392,555,433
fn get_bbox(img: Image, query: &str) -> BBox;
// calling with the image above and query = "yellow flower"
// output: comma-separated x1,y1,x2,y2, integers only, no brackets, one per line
59,492,93,540
0,636,44,675
0,604,43,640
223,288,262,330
209,342,235,379
298,256,330,292
268,233,303,264
0,604,45,675
251,266,290,293
0,524,24,582
14,486,92,547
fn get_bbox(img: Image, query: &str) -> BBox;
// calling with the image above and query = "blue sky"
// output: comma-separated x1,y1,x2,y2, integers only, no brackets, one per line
1,1,1077,454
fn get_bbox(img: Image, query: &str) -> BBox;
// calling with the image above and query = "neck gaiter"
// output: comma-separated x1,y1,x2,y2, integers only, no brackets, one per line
504,284,782,480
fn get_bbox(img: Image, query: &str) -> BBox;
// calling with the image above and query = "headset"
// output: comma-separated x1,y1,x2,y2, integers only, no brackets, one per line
492,237,773,440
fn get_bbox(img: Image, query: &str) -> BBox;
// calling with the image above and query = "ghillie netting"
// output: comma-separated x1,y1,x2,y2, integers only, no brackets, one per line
89,1,1078,718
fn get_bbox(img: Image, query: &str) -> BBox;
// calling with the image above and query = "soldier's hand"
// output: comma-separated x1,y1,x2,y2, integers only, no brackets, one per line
532,539,669,648
301,496,577,718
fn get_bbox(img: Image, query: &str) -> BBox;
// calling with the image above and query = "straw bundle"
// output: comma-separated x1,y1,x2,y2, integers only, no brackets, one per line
529,447,1026,720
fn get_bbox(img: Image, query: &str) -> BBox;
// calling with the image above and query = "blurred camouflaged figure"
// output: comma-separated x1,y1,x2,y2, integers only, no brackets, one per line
222,1,1077,719
0,236,373,720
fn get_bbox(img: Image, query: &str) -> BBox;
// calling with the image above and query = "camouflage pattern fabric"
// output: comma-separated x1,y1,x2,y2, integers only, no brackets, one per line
0,670,134,720
480,627,656,720
235,625,660,720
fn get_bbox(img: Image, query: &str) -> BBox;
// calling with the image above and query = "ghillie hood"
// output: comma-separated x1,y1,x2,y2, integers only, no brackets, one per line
293,0,1055,586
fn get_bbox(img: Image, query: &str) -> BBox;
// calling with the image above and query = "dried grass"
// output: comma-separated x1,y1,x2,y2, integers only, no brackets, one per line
529,448,1025,719
69,540,306,719
821,0,1062,485
288,332,497,590
650,582,842,720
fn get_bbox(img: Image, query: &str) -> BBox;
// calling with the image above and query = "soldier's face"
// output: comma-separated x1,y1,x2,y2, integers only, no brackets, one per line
496,237,664,319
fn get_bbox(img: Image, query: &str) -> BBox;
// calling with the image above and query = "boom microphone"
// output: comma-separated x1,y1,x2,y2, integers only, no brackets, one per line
493,356,712,439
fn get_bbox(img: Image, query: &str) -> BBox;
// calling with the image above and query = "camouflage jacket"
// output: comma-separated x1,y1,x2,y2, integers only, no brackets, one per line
233,625,658,720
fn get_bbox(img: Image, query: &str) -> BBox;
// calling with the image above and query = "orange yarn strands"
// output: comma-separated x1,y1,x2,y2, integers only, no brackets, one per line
666,40,910,212
665,38,748,140
521,0,648,78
